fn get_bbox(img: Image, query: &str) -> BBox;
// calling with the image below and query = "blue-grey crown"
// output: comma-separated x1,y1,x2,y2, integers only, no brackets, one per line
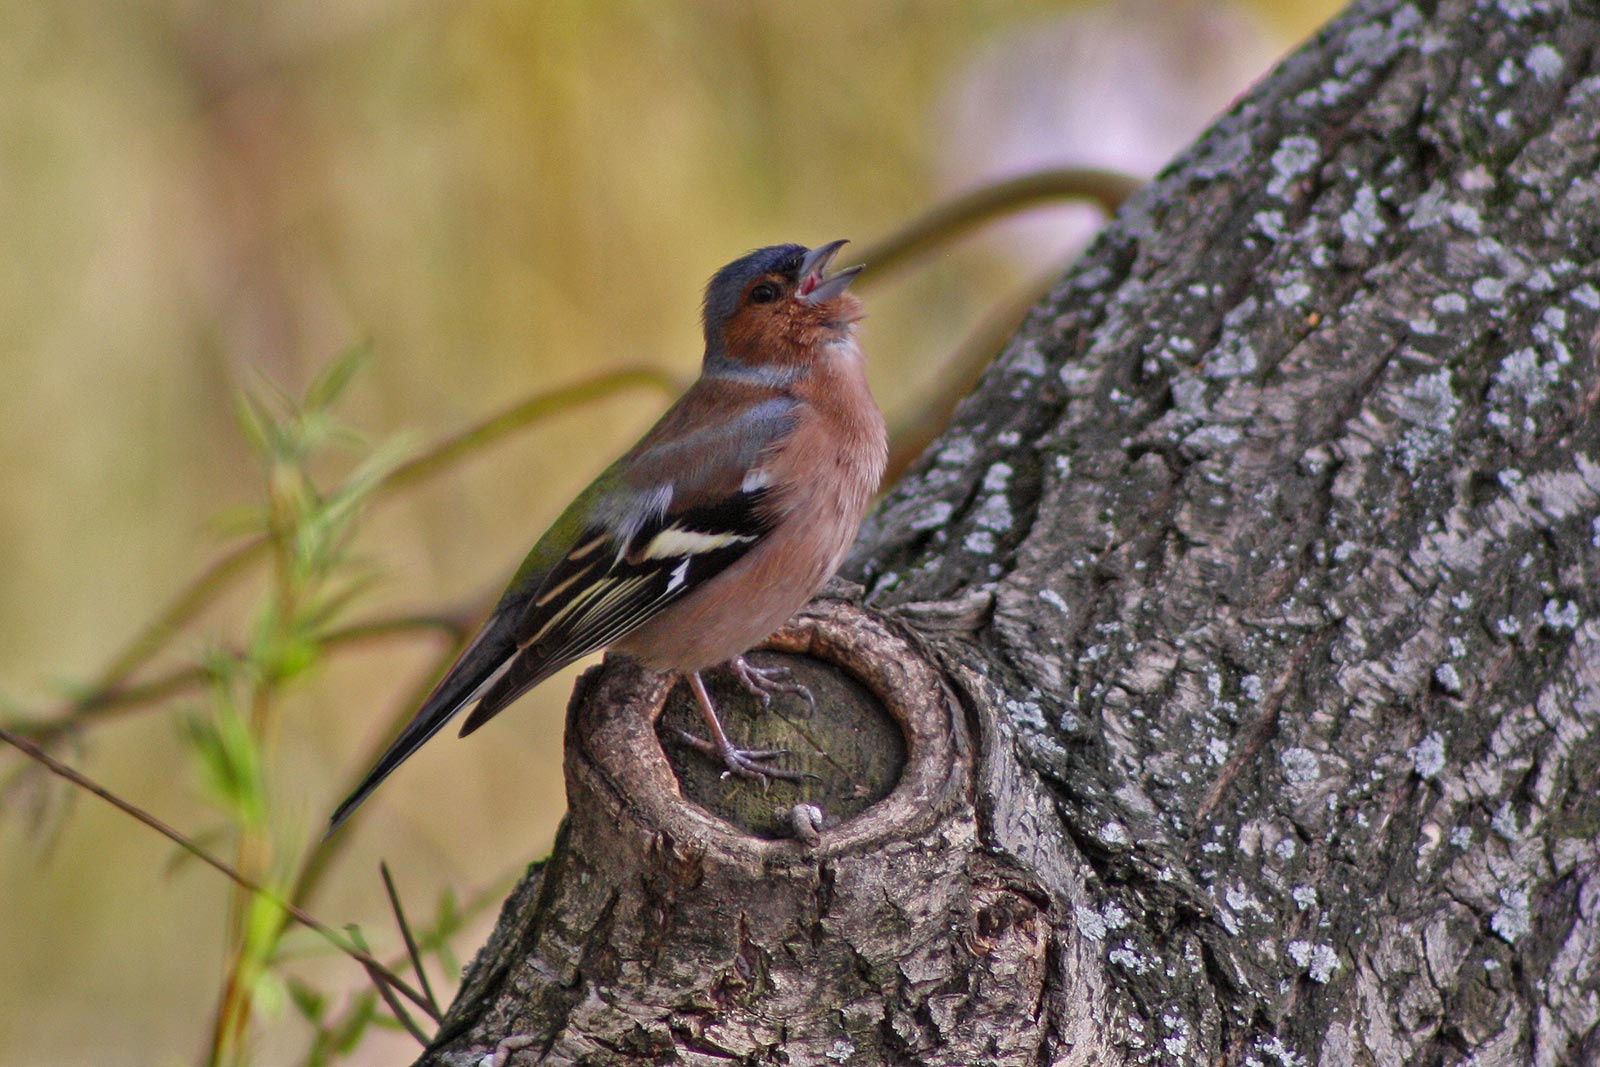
702,243,807,338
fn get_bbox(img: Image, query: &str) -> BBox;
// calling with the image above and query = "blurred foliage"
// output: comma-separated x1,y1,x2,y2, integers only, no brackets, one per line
0,1,1339,1064
193,349,411,1064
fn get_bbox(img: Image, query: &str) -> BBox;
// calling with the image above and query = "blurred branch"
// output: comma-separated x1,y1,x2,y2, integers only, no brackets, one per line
0,723,440,1028
884,266,1067,485
283,629,469,911
87,543,264,718
866,167,1142,484
373,367,683,498
854,167,1142,282
11,613,473,748
5,368,679,744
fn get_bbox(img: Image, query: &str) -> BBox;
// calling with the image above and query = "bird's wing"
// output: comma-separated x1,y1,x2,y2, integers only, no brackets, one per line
326,387,796,832
456,480,776,733
457,391,801,732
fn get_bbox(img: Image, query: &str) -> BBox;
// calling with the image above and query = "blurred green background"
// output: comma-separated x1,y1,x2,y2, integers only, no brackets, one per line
0,2,1338,1064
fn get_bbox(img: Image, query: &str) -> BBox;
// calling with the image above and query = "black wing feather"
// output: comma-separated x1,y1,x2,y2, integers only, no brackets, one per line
457,486,774,735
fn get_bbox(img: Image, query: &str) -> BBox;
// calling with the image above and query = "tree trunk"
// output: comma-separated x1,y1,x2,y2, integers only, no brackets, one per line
419,1,1600,1063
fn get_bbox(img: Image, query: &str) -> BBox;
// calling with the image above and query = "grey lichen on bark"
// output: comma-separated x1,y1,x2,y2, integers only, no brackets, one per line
420,0,1600,1063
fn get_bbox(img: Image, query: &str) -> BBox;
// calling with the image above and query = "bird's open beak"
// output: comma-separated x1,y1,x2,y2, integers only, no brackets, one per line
797,239,863,304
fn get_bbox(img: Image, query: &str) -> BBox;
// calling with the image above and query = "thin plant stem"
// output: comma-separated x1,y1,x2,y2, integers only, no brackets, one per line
382,862,442,1017
10,614,471,748
365,960,432,1046
0,724,438,1023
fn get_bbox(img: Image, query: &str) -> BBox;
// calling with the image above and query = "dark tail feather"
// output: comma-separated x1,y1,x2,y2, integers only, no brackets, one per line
457,647,565,737
325,631,512,836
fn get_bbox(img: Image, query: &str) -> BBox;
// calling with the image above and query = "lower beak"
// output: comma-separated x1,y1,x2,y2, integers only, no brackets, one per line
797,239,863,304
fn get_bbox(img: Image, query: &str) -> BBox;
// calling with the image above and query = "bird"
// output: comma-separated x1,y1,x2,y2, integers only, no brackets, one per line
328,240,886,833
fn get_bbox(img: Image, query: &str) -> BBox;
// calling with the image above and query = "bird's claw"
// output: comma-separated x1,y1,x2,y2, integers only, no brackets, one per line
728,656,817,714
674,729,810,783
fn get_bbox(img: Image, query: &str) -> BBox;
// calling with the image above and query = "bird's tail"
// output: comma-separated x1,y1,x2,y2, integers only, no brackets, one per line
325,630,513,836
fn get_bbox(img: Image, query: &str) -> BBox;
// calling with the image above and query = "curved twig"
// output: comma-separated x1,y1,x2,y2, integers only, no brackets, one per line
854,167,1141,281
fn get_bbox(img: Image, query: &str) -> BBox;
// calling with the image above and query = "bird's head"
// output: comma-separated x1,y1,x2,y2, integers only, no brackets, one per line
702,240,865,371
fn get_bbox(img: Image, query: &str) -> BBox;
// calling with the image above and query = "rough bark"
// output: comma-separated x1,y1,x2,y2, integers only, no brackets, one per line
419,1,1600,1063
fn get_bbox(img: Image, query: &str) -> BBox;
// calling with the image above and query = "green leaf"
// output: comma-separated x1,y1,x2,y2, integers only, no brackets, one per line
298,1029,332,1067
235,388,278,457
343,923,372,954
286,978,328,1024
437,943,461,984
329,991,378,1054
433,887,461,936
253,965,289,1021
303,342,371,414
207,503,273,541
270,633,321,683
181,704,267,827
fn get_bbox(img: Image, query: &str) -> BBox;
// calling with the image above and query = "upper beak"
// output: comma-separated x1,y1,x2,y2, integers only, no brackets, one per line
797,239,863,304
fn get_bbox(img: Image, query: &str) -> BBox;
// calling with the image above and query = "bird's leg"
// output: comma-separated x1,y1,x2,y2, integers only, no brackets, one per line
727,654,816,714
676,670,810,782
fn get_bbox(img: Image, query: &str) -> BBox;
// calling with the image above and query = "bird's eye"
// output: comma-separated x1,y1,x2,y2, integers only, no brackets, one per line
749,282,781,304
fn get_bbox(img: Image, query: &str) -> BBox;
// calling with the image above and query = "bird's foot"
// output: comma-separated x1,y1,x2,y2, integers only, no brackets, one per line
674,729,812,783
727,655,816,714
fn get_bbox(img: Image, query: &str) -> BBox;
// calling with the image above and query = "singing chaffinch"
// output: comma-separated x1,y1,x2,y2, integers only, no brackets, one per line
329,240,886,832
